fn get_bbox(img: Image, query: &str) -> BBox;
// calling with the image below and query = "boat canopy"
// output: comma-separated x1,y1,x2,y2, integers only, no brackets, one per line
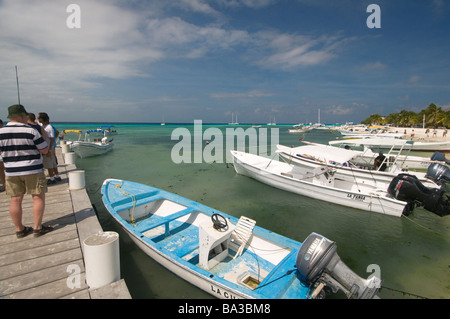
86,129,105,134
277,144,356,166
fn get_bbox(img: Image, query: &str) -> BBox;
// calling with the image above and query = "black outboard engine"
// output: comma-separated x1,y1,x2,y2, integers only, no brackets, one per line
297,233,381,299
388,174,449,217
430,152,450,165
426,163,450,185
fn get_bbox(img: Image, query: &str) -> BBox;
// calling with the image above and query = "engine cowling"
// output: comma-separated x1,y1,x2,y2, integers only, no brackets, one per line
426,163,450,185
388,174,449,217
296,233,381,299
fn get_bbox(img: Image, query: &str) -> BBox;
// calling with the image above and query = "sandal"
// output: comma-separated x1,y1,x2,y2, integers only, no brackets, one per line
33,225,54,237
16,226,33,238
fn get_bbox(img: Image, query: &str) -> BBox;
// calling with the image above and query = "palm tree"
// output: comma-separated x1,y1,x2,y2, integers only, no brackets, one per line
424,103,442,127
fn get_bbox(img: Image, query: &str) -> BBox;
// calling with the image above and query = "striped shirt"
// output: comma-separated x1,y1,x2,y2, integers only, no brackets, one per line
0,122,48,176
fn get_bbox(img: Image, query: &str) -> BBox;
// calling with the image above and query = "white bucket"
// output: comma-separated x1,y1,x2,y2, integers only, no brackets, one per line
65,152,76,165
61,143,70,153
83,231,120,289
69,170,85,190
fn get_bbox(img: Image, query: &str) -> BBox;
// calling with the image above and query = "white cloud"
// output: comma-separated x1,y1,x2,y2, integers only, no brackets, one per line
0,0,352,121
360,61,387,71
408,75,421,83
252,32,344,70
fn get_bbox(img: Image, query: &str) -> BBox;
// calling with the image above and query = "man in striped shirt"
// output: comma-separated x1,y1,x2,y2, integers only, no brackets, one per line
0,104,51,238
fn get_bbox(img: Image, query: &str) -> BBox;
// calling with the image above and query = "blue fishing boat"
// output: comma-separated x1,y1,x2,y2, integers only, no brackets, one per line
101,179,381,299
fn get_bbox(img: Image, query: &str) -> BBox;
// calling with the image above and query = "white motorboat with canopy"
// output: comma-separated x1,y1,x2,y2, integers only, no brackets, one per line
276,143,442,190
329,137,450,153
70,129,113,158
231,150,450,217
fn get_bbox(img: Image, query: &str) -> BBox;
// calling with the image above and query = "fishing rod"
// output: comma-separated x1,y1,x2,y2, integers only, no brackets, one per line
15,65,21,105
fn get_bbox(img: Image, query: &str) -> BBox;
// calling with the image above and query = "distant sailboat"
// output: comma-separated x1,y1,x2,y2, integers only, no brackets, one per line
229,112,239,125
267,117,276,126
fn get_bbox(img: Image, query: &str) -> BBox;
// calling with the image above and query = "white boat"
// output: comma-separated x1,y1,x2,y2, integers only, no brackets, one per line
329,137,450,153
70,129,113,158
340,131,406,139
228,113,239,125
288,125,312,133
101,179,381,299
231,150,410,217
276,143,440,190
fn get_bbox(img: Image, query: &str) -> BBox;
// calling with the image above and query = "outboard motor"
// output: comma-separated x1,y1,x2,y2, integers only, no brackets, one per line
430,152,450,165
296,233,381,299
388,174,449,217
426,163,450,185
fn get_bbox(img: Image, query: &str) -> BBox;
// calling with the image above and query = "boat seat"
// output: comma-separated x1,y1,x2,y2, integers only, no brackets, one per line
229,216,256,259
256,249,298,298
136,207,196,235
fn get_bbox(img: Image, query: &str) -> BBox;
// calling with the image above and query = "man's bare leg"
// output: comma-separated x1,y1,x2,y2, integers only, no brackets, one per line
9,195,25,232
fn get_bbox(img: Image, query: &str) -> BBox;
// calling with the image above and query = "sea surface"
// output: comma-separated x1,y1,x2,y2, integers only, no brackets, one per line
56,122,450,299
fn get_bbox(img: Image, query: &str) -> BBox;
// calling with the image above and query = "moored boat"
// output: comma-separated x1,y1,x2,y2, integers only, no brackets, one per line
71,129,113,158
329,137,450,153
276,143,440,190
231,150,410,217
101,179,382,299
231,150,450,217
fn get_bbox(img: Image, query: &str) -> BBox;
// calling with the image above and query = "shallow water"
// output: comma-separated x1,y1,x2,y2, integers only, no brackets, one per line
57,123,450,299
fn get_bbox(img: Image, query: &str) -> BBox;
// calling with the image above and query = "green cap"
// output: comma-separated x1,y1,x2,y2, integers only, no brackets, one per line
7,104,28,119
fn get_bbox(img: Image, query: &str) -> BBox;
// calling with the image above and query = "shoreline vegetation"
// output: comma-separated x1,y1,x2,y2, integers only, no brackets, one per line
361,103,450,129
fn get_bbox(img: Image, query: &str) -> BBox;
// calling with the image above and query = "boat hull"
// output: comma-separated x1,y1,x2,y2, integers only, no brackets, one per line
231,151,407,217
71,141,113,158
101,179,311,299
120,222,249,299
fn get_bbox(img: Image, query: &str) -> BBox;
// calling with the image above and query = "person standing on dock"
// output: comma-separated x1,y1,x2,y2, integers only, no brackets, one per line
0,104,52,238
37,112,61,184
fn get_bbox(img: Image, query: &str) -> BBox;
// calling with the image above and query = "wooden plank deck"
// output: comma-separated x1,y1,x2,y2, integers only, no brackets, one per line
0,147,131,299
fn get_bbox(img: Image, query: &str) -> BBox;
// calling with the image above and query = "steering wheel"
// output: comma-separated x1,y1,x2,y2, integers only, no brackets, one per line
211,213,228,230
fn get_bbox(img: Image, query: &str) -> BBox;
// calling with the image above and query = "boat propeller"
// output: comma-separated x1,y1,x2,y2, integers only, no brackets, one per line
296,233,381,299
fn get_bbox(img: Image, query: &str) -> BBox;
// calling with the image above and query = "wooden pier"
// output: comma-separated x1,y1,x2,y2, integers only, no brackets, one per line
0,147,131,299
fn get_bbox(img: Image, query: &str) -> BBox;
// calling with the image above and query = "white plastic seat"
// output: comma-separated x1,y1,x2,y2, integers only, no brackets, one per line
230,216,256,259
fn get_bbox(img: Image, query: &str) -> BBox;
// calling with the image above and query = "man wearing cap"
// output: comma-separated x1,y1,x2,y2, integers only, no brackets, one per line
0,104,52,238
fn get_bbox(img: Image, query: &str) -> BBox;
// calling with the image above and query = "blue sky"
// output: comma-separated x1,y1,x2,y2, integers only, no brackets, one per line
0,0,449,124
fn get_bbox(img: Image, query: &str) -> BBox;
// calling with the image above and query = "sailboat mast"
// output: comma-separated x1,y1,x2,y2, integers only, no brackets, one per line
15,65,21,105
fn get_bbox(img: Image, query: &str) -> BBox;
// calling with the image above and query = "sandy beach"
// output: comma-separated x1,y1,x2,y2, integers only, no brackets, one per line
386,127,449,142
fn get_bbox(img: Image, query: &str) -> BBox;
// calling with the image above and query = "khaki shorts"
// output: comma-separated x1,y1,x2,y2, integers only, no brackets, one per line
43,151,57,169
6,172,48,197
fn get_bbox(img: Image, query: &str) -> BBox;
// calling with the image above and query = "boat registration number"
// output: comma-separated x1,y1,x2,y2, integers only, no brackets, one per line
347,193,366,201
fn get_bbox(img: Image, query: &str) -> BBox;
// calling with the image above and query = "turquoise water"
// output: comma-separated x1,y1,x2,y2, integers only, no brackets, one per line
57,123,450,299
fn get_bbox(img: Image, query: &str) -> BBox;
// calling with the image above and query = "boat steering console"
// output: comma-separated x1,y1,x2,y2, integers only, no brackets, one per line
211,213,228,230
